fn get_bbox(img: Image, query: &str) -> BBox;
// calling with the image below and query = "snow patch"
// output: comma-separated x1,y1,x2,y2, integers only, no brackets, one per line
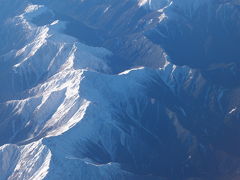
118,67,144,75
229,107,237,114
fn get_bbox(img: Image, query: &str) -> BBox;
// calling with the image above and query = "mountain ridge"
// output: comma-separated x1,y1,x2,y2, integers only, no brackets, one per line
0,0,240,180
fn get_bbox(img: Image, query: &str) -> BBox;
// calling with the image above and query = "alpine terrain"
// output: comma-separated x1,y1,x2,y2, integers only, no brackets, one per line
0,0,240,180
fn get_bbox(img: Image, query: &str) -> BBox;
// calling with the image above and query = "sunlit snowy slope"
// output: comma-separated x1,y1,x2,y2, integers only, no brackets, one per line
1,0,240,180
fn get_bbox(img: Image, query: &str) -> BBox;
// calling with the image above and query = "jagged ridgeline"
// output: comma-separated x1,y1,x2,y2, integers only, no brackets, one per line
0,0,240,180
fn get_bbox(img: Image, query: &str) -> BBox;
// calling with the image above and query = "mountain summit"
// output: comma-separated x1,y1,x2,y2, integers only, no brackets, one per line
0,0,240,180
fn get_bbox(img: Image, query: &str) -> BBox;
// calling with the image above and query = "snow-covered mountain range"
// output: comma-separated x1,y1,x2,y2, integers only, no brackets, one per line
0,0,240,180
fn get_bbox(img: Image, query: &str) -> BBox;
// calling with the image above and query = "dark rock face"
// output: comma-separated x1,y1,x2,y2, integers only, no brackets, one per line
145,0,240,88
147,3,240,65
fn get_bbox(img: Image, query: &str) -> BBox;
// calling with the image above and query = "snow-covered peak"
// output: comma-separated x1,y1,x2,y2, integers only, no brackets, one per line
1,0,240,179
138,0,171,10
0,0,111,145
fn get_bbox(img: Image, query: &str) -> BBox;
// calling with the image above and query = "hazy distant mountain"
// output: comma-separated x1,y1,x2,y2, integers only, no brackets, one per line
0,0,240,180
